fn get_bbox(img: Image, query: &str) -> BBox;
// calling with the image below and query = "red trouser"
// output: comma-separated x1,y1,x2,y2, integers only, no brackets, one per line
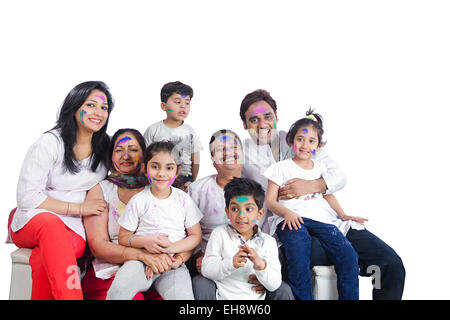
10,211,85,300
81,266,163,300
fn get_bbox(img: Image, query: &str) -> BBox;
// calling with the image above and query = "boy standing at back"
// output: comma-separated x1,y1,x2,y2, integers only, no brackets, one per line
143,81,203,191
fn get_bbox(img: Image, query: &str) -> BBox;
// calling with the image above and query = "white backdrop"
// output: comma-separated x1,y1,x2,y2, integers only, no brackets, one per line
1,0,449,300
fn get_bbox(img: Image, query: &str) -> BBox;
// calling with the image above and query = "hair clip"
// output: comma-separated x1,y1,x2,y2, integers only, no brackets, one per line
305,114,317,122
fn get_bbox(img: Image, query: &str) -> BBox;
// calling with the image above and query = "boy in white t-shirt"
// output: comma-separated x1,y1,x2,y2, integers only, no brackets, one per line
106,141,203,300
201,177,282,300
143,81,203,191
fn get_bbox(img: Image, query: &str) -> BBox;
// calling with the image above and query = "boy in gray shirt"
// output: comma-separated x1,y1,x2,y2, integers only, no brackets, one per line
143,81,203,191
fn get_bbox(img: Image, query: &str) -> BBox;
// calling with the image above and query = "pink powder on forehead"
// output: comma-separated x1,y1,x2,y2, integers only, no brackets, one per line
95,94,106,102
252,107,266,114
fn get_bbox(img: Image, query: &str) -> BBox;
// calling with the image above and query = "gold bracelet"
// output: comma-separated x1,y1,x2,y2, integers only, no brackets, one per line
121,246,127,260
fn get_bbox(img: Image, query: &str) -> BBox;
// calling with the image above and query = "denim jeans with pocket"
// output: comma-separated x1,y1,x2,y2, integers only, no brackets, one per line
276,217,359,300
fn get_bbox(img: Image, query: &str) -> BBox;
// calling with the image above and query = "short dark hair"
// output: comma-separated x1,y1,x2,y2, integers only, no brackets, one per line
224,177,265,210
239,89,277,123
209,129,243,156
143,140,182,170
160,81,194,103
286,107,326,146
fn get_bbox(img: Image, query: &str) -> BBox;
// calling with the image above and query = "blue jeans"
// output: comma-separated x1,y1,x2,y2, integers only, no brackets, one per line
276,217,359,300
310,228,406,300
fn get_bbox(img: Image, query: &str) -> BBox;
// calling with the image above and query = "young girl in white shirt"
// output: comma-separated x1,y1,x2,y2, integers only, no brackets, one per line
106,141,203,300
264,109,367,300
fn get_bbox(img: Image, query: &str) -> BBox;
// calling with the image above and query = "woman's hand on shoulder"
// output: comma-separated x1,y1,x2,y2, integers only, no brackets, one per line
81,198,107,216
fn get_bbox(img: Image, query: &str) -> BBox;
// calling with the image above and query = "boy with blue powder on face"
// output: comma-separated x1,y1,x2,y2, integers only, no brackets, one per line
143,81,203,191
201,177,282,300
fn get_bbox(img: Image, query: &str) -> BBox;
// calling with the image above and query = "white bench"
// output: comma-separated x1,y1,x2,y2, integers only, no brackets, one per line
9,247,340,300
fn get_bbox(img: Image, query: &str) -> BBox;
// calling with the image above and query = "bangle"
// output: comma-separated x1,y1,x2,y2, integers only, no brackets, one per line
128,234,136,247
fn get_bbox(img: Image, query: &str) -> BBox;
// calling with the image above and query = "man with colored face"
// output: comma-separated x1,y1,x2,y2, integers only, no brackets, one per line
187,129,294,300
239,89,405,300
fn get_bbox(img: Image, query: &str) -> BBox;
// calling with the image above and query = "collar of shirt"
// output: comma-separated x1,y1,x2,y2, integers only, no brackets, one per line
226,224,265,247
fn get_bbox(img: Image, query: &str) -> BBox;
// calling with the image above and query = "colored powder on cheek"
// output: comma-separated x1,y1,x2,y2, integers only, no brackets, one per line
167,109,174,112
312,149,316,155
135,155,141,168
251,219,256,224
116,136,132,146
273,120,277,130
80,110,87,125
147,172,152,184
167,176,176,187
236,196,249,202
252,107,266,114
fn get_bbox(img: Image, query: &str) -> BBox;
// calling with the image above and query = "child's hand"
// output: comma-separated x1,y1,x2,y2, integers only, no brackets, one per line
181,181,192,193
239,244,266,271
233,248,248,269
143,233,172,253
342,215,368,225
171,255,184,270
282,211,304,231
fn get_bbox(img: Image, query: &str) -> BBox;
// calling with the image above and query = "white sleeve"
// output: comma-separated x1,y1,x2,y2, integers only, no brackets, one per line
263,163,284,187
16,133,60,210
315,150,346,194
254,236,282,292
201,227,236,281
143,124,156,147
118,196,141,232
183,194,203,229
191,130,203,154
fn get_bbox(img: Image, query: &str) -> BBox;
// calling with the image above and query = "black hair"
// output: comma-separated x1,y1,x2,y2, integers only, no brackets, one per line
209,129,243,156
49,81,114,174
224,177,265,210
106,128,146,172
160,81,194,103
143,140,182,170
239,89,277,123
286,107,326,146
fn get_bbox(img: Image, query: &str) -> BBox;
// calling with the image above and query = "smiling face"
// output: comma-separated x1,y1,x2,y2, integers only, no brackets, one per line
162,93,191,122
111,133,144,175
292,125,321,160
75,89,109,132
211,133,244,173
225,195,264,240
145,151,180,190
243,100,278,145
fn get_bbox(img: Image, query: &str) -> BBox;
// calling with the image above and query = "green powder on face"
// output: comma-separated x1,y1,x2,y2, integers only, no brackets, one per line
236,196,249,202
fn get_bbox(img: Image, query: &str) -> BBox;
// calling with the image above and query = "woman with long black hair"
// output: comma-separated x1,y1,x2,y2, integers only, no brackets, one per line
8,81,114,299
